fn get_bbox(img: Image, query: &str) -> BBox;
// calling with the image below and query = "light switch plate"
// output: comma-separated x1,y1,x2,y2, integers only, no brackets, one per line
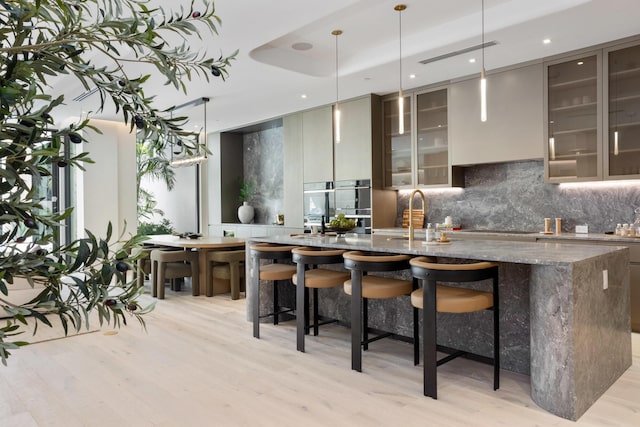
575,225,589,234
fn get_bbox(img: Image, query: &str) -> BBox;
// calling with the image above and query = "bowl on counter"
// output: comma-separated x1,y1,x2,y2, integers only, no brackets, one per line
324,226,356,236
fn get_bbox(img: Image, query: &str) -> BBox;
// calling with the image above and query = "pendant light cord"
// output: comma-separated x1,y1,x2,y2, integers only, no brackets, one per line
482,0,485,71
335,33,339,106
398,7,403,93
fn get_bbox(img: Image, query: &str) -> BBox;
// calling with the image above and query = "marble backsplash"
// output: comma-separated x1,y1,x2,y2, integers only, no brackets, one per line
397,160,640,233
243,127,284,225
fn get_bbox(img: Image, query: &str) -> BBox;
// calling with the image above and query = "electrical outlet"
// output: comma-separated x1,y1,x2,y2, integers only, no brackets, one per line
602,270,608,290
576,224,589,234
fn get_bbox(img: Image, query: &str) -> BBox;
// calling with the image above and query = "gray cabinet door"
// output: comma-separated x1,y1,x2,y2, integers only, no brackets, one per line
334,96,372,181
303,106,334,182
450,63,544,166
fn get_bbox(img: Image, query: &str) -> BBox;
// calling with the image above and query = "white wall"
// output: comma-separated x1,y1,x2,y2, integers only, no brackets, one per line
82,119,137,239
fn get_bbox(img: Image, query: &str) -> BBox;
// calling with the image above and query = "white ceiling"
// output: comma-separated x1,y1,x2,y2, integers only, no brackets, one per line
59,0,640,133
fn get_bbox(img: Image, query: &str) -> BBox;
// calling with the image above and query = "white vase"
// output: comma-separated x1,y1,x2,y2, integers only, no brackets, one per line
238,202,254,224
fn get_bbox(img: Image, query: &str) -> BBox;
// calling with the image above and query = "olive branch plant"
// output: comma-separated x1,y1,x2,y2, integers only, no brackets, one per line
0,0,236,364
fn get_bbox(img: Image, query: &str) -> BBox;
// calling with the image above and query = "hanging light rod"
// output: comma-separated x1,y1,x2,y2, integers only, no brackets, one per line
480,0,488,122
395,4,406,135
168,96,210,112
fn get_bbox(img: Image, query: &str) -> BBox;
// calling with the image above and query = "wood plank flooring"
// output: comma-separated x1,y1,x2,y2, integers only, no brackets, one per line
1,287,639,427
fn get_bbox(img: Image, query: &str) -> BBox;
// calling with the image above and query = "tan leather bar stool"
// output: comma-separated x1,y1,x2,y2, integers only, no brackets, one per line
205,249,245,299
250,243,300,339
150,249,199,299
410,257,499,399
342,251,421,373
291,247,351,352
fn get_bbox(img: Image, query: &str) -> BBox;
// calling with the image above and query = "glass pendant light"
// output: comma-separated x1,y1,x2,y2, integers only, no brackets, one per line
480,0,487,122
395,4,406,135
332,29,342,143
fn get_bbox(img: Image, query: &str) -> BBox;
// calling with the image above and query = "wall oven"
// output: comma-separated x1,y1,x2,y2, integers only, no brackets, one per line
334,179,372,234
303,181,335,228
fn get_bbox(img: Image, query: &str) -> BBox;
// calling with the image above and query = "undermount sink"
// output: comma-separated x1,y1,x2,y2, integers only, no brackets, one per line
387,236,426,241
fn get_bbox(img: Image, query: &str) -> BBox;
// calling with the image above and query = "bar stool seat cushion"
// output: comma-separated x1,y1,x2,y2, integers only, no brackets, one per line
411,285,493,313
259,263,297,281
292,269,351,288
344,275,413,299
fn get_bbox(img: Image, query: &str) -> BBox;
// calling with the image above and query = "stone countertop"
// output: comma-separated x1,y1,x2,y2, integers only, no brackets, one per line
250,233,627,266
373,227,640,244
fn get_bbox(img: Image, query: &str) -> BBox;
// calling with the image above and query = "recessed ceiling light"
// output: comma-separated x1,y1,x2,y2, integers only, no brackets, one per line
469,58,476,63
409,74,416,79
543,38,551,44
300,94,307,99
577,61,584,65
291,42,313,51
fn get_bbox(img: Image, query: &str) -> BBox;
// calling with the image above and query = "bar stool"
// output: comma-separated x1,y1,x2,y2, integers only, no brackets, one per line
250,243,300,339
342,251,421,373
291,247,351,352
150,249,199,299
205,249,245,299
409,257,499,399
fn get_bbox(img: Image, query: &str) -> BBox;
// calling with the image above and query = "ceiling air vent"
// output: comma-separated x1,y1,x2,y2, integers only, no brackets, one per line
72,86,99,102
419,41,498,65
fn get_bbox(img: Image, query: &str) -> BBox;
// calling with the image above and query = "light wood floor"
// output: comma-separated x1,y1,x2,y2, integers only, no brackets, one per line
1,287,639,427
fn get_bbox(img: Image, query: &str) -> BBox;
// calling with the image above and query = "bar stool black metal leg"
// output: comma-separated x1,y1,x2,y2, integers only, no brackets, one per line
313,287,319,336
273,280,279,325
296,262,306,352
423,278,438,399
304,286,310,334
413,305,420,366
351,270,363,372
363,298,369,351
493,275,500,390
413,277,420,365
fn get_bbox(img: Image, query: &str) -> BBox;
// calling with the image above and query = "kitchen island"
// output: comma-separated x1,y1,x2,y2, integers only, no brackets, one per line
247,233,631,421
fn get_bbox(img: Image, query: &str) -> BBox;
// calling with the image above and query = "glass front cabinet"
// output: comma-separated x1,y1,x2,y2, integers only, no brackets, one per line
605,42,640,179
383,87,458,188
544,39,640,183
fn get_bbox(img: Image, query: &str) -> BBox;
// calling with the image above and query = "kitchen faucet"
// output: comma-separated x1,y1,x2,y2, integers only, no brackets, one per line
408,189,426,242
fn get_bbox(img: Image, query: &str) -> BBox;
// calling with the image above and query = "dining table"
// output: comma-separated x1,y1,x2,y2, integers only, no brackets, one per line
143,234,246,296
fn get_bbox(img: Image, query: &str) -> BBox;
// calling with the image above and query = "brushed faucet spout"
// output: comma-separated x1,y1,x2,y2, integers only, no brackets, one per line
408,189,426,242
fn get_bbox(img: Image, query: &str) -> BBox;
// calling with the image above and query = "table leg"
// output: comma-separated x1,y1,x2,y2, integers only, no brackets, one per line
351,270,363,372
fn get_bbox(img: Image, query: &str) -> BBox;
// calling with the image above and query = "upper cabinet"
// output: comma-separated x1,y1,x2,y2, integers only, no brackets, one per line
302,95,382,185
450,63,544,166
544,38,640,183
383,87,462,189
416,89,450,186
302,105,333,183
334,96,380,182
383,94,412,187
544,52,602,182
605,42,640,179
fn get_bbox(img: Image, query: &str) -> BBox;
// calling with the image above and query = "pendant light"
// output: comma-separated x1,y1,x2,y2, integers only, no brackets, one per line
395,4,406,135
480,0,487,122
169,97,209,167
332,29,342,143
